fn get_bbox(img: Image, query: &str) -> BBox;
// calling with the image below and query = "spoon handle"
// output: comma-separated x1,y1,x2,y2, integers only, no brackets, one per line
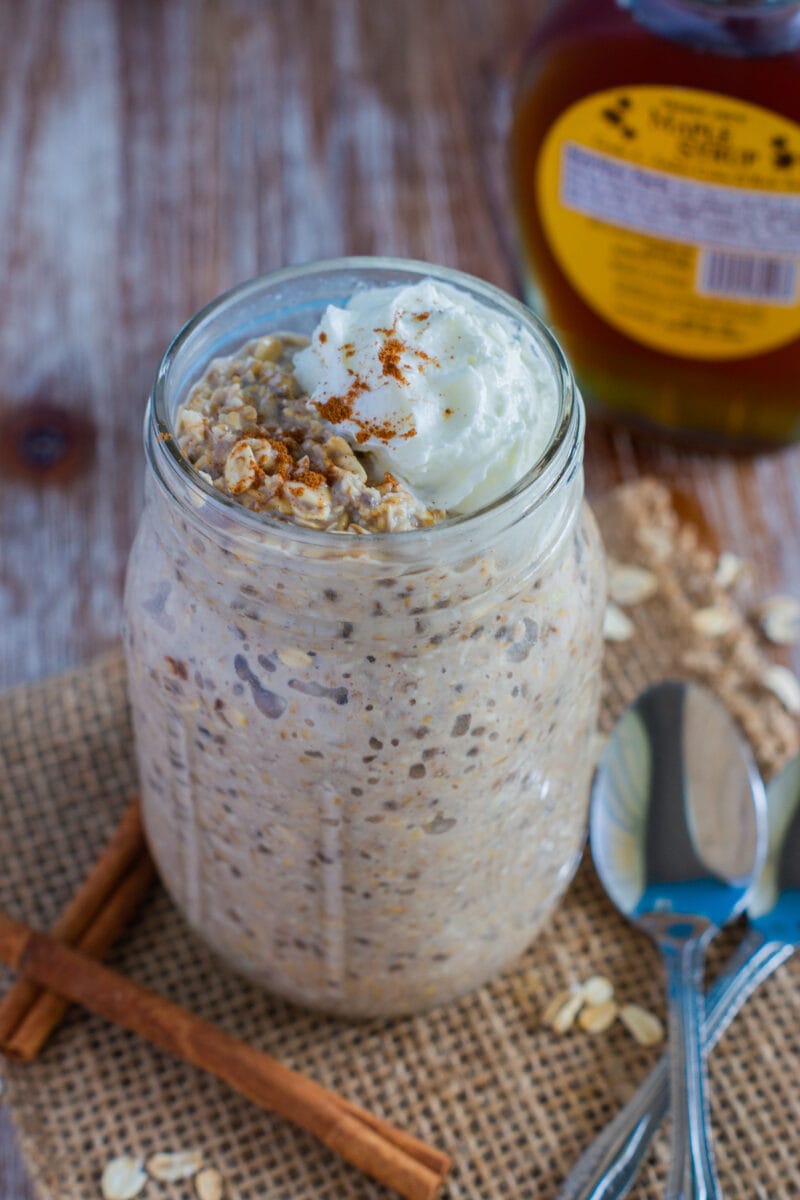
662,935,720,1200
556,932,792,1200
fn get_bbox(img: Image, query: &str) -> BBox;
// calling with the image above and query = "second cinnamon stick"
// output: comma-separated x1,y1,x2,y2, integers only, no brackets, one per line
3,853,156,1061
0,796,145,1047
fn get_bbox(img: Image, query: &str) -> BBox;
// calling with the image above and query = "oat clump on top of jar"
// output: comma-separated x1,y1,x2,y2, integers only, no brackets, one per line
176,332,442,534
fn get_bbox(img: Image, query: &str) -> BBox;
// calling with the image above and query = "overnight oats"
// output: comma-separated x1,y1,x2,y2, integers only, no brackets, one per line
123,258,606,1017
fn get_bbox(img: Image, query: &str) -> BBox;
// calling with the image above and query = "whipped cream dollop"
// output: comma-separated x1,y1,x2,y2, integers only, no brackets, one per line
293,279,559,514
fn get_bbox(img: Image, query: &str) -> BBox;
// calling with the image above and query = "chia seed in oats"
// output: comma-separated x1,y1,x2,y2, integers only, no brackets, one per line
124,262,606,1017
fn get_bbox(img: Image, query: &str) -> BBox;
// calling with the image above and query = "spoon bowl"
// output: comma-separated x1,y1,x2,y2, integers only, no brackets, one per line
592,680,764,927
591,680,766,1200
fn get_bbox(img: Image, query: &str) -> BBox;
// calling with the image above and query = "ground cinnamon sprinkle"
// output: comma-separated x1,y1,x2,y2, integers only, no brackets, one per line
314,378,367,424
294,468,326,488
373,317,441,382
378,335,409,385
354,415,417,445
314,372,417,444
268,437,295,475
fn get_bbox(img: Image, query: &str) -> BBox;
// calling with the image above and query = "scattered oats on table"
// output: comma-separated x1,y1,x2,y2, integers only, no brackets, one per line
100,1156,148,1200
761,664,800,715
690,605,737,638
541,977,664,1046
581,974,614,1006
196,1166,225,1200
714,551,747,589
543,975,614,1033
756,595,800,646
147,1149,204,1182
619,1003,665,1046
541,987,574,1026
579,1000,619,1034
543,987,585,1033
603,602,635,642
606,559,659,606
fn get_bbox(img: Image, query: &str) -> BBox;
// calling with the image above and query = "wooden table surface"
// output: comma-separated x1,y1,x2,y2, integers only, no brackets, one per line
1,2,798,1195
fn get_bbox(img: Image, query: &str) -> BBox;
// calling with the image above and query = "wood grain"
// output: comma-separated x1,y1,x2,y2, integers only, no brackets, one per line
1,1,798,1196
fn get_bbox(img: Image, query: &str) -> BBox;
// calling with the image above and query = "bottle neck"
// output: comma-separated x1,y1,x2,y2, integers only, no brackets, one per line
627,0,800,54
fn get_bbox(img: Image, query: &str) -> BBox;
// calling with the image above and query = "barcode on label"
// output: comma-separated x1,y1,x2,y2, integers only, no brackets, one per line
697,250,798,305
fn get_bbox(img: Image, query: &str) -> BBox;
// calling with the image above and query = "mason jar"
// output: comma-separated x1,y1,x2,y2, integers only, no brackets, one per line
123,258,606,1018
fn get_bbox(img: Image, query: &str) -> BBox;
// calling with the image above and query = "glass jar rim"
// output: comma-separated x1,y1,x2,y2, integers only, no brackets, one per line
147,255,583,547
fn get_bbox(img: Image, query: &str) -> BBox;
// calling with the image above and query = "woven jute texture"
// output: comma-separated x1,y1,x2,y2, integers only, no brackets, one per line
1,479,798,1200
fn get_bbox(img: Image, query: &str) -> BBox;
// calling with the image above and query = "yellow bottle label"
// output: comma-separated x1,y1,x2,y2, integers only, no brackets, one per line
536,86,800,359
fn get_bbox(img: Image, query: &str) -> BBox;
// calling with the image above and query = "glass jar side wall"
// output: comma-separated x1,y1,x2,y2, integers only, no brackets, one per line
123,470,605,1016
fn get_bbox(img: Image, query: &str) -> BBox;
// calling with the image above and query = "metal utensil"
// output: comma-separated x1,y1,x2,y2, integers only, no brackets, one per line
559,750,800,1200
590,680,766,1200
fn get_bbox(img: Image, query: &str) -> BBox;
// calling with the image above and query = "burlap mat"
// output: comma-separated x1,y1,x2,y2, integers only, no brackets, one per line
1,479,798,1200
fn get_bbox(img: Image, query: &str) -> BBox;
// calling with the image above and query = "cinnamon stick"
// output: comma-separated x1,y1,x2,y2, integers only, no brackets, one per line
0,912,451,1200
0,796,145,1048
0,857,446,1179
3,854,156,1061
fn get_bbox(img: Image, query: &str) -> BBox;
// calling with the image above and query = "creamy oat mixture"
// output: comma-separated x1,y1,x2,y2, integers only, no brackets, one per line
125,275,605,1017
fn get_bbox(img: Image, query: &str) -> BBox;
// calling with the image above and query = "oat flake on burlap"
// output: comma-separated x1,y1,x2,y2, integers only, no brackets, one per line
1,480,798,1199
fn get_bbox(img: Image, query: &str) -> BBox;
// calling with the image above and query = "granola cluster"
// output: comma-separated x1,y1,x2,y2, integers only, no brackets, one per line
175,334,442,533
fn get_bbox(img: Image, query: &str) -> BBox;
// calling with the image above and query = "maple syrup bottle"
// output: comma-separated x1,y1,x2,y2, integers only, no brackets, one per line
510,0,800,445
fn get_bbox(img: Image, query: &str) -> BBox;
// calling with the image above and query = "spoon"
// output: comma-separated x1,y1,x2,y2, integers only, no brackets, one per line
559,750,800,1200
589,680,766,1200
